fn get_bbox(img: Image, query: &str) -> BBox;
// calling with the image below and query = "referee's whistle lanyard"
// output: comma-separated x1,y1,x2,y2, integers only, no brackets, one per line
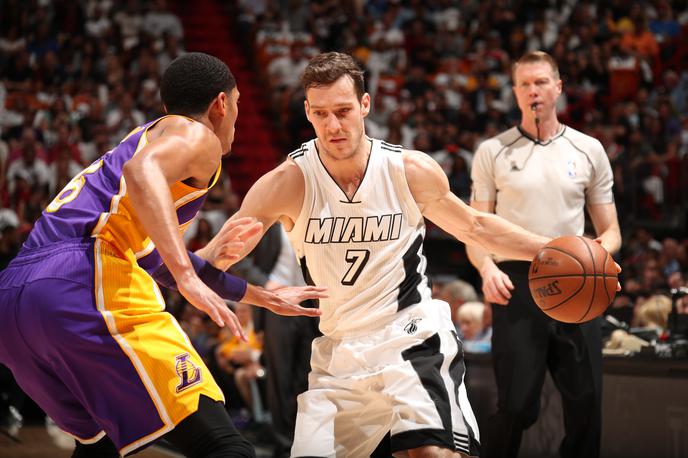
509,142,536,172
512,123,563,171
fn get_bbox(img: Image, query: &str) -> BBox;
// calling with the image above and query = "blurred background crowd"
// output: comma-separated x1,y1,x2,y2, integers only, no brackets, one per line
0,0,687,454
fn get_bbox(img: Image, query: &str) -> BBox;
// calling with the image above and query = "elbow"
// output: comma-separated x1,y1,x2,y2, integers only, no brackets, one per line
466,212,490,247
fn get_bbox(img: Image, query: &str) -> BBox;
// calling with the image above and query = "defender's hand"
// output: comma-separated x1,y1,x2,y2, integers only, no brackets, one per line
242,285,328,317
177,273,246,340
199,217,263,271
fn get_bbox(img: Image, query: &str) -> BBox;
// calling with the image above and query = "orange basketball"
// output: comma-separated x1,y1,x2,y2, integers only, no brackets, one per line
528,236,617,323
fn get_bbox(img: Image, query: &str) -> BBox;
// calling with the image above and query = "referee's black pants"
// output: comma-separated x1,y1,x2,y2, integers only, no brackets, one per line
262,311,319,447
483,261,602,458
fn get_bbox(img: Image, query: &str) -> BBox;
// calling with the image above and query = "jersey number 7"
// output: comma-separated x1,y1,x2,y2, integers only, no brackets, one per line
341,249,370,286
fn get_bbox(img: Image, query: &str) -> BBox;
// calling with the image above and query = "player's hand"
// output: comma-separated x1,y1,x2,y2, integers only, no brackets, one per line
480,262,514,305
177,273,246,340
242,284,328,317
198,217,263,271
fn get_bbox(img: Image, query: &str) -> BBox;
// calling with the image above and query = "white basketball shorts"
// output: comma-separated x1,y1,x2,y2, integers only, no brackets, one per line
291,300,480,457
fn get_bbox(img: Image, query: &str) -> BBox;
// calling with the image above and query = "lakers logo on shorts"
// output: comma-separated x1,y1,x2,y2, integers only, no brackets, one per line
175,353,202,393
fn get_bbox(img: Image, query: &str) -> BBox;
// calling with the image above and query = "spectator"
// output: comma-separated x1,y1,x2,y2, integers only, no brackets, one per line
47,145,81,196
0,208,20,269
457,301,492,353
85,4,112,39
214,303,264,419
635,294,672,334
438,278,478,326
105,92,145,144
114,0,144,50
143,0,184,41
6,137,50,195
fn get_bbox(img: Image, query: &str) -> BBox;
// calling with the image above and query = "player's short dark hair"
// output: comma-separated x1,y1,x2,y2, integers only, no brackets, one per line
301,52,365,100
512,50,560,82
160,52,236,115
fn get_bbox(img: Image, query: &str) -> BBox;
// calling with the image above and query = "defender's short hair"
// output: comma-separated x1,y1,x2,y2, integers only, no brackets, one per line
512,50,560,82
161,52,236,115
301,52,365,100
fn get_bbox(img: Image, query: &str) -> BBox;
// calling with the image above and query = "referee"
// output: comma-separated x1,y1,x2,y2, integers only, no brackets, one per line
467,51,621,458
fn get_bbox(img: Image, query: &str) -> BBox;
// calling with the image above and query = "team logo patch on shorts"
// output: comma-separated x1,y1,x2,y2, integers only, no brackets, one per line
175,353,202,393
404,317,422,334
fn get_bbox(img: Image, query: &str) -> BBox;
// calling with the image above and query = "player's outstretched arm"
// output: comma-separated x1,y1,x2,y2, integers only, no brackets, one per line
198,160,305,271
123,119,244,337
403,150,550,261
242,284,327,316
152,251,326,317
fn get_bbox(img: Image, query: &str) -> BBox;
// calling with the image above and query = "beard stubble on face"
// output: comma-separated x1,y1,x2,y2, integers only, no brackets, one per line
319,123,367,163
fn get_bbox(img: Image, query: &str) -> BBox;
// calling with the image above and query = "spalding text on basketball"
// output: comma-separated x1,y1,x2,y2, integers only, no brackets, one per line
532,254,559,274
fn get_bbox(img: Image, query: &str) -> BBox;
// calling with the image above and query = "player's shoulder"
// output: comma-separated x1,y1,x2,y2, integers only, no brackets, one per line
262,151,305,192
378,139,404,154
400,148,445,181
248,157,305,211
560,125,605,155
475,126,522,156
286,141,310,162
270,155,305,181
154,115,221,151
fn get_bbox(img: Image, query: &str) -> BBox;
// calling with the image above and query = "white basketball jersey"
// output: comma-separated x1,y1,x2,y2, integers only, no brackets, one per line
286,138,433,338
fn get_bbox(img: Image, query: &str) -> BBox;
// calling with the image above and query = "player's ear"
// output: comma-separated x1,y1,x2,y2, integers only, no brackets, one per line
360,93,371,117
304,99,311,122
208,92,227,119
217,91,227,114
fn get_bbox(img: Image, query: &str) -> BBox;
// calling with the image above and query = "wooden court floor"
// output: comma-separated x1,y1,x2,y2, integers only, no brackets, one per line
0,426,181,458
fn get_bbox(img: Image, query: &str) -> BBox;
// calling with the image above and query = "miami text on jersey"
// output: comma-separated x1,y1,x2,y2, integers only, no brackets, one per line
305,213,403,244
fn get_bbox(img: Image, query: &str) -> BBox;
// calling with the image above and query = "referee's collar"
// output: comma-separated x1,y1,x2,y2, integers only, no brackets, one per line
516,124,566,146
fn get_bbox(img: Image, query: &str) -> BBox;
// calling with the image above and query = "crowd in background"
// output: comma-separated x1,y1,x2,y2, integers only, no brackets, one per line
229,0,688,350
1,0,688,441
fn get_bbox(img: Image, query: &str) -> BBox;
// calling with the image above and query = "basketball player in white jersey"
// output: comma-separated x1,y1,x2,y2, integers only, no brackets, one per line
199,52,551,457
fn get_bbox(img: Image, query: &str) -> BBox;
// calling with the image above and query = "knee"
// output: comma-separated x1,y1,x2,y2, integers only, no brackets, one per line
500,401,540,429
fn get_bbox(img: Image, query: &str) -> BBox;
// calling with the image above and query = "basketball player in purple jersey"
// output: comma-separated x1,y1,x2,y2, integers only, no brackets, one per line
0,53,325,457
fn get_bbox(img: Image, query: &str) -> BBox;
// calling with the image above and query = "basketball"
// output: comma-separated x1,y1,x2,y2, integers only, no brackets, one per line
528,236,617,323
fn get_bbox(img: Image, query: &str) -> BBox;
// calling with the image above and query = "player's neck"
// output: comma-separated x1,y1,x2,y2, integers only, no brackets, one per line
521,116,561,142
317,137,371,198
